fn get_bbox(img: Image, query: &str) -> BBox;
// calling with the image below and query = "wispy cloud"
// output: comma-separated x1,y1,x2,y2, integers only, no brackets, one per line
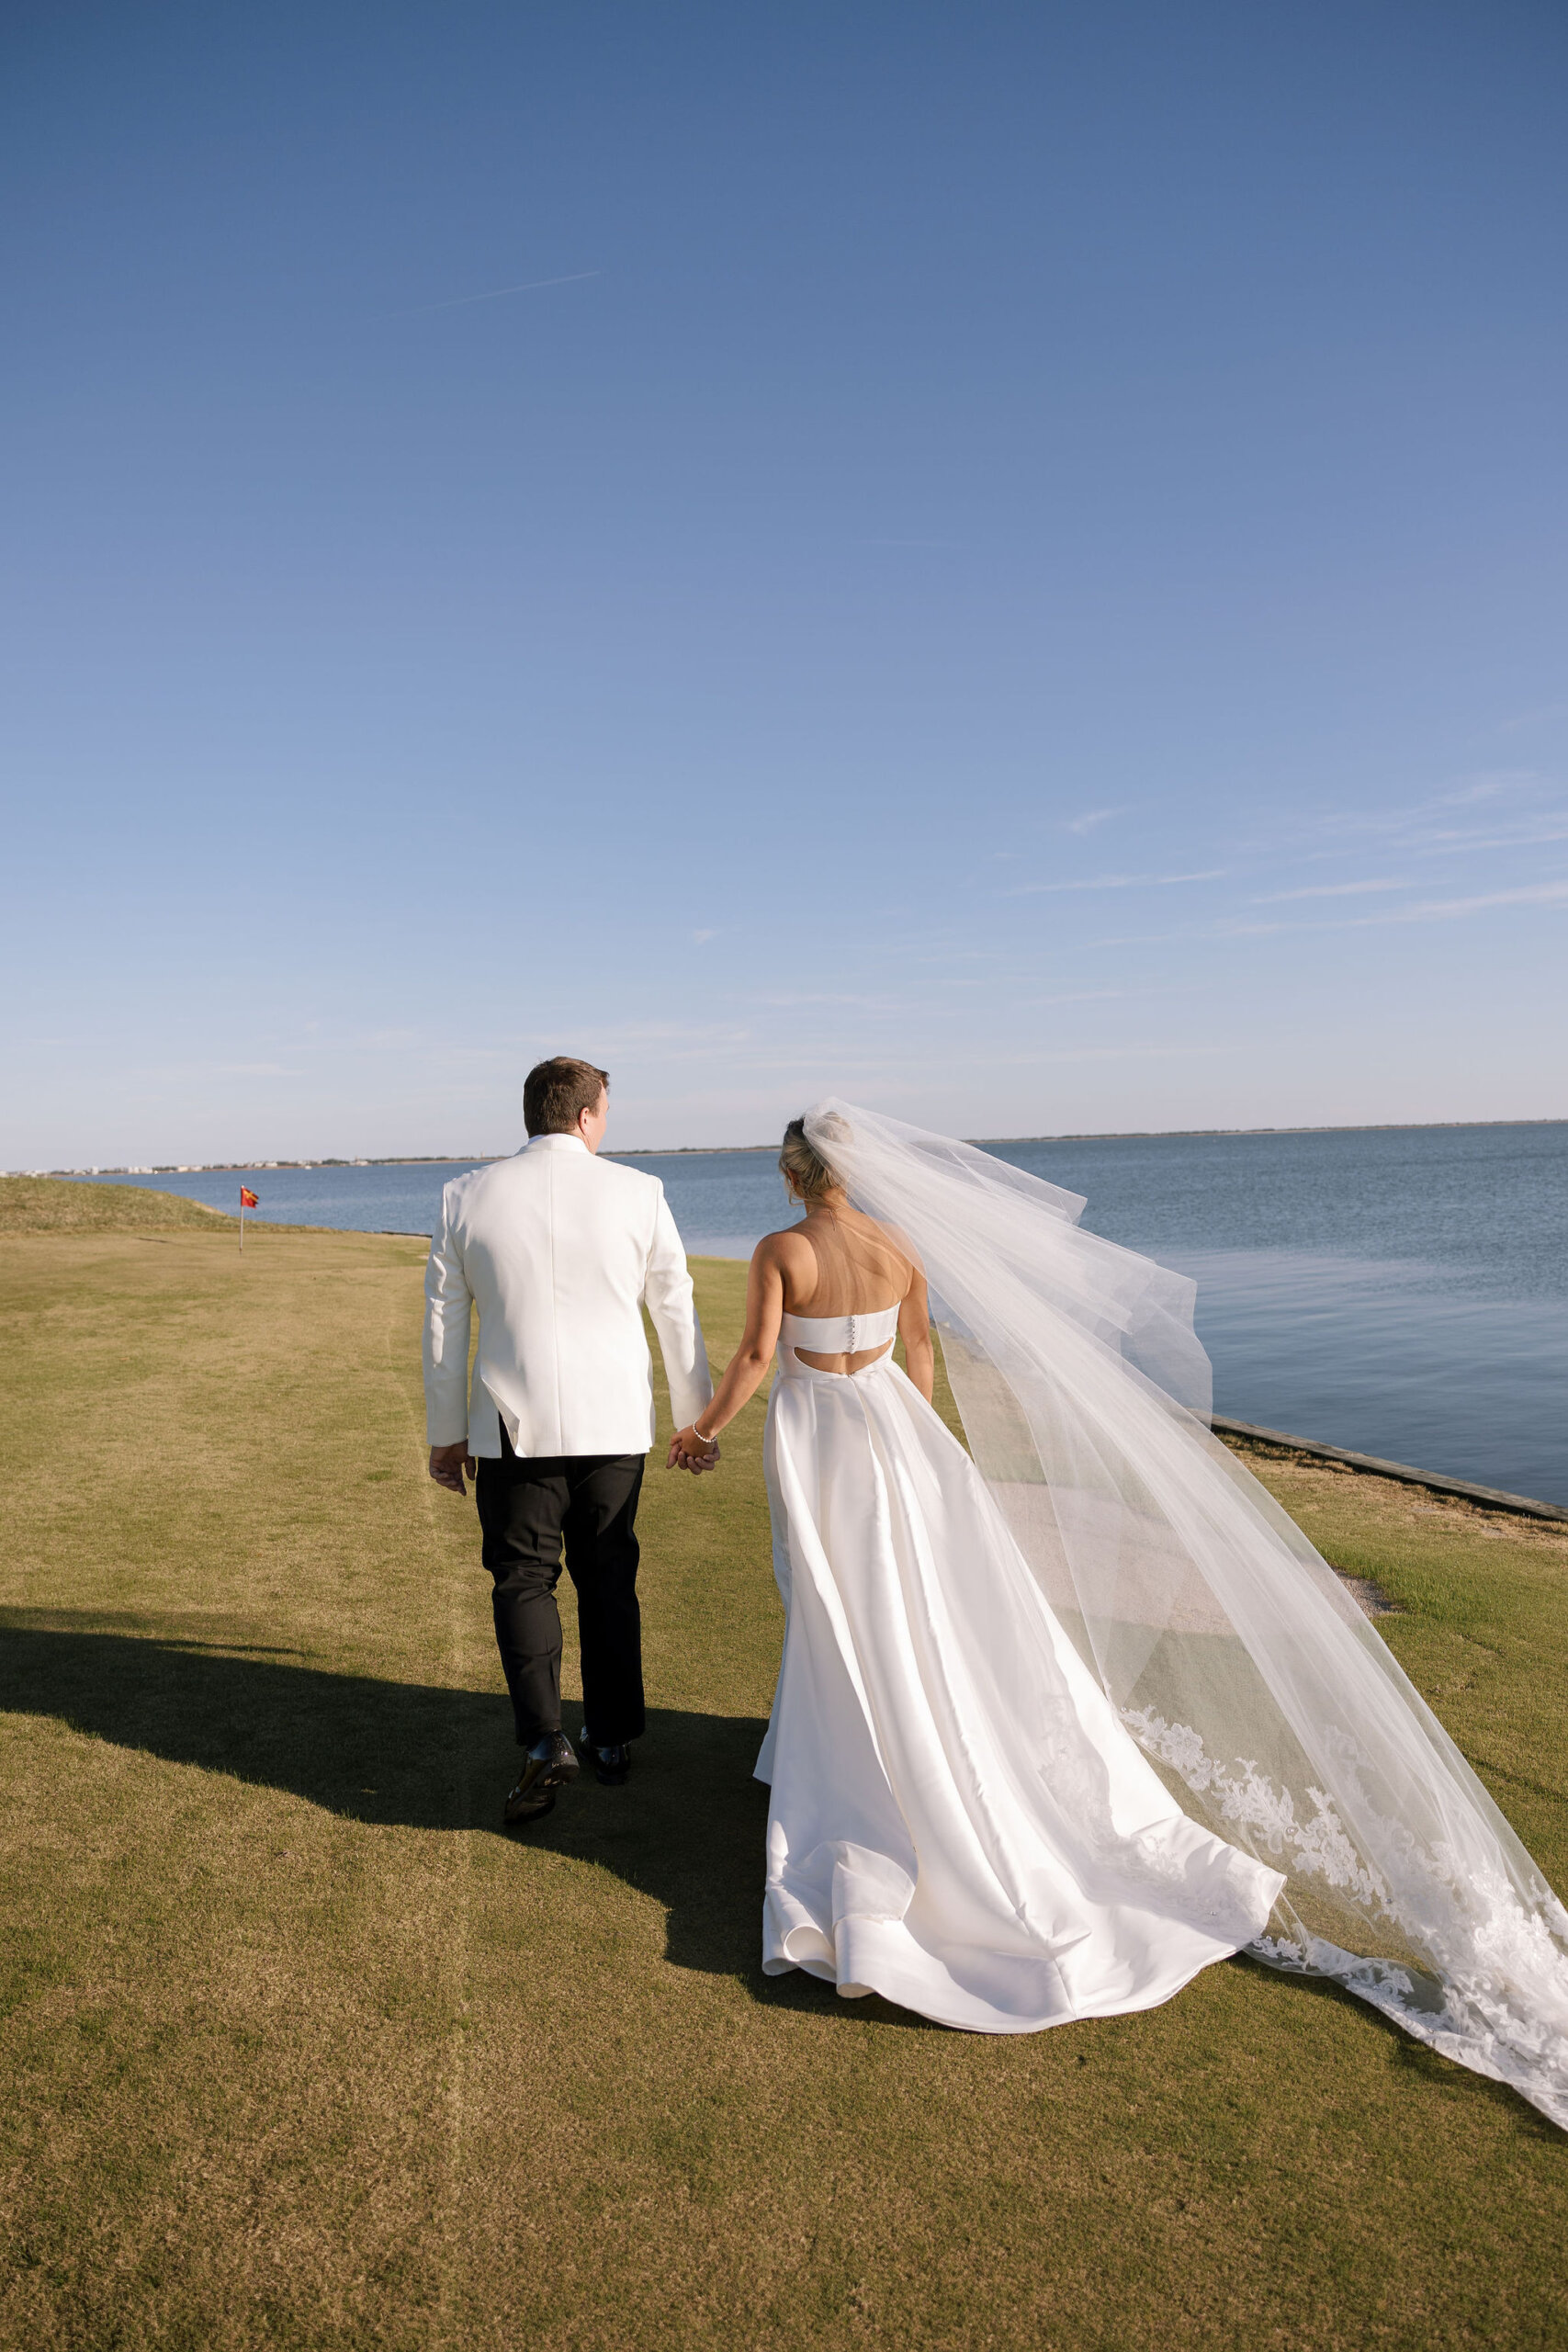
1436,775,1519,808
1239,877,1568,933
1019,989,1138,1008
1416,821,1568,855
1301,820,1568,861
1064,807,1129,836
1251,877,1409,903
753,992,909,1012
1500,702,1568,735
1351,879,1568,925
127,1059,302,1082
1015,1043,1225,1065
1007,869,1225,898
385,270,602,320
1116,876,1568,948
1305,770,1566,857
691,929,716,945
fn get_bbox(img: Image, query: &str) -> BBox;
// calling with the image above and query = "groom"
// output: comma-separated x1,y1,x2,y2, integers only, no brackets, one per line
423,1056,716,1824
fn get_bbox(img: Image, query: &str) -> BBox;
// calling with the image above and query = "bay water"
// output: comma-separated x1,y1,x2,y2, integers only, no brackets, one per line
73,1121,1568,1504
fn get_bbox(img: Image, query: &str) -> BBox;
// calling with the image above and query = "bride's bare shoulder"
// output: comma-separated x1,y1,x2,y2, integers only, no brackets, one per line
752,1225,814,1269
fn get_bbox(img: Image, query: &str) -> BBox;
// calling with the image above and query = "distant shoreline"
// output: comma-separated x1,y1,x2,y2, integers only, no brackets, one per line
619,1115,1568,1158
25,1114,1567,1178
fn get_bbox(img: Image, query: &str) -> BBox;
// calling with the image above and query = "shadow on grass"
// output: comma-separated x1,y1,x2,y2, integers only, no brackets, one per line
16,1613,1551,2096
0,1610,932,2026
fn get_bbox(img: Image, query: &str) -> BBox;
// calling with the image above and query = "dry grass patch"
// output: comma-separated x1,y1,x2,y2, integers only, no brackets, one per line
0,1174,238,1235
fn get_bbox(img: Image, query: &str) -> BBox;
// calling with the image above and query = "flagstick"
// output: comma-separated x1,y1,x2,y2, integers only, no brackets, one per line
240,1196,245,1252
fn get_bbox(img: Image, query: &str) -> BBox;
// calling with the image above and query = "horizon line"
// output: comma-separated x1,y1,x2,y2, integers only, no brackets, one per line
21,1112,1568,1178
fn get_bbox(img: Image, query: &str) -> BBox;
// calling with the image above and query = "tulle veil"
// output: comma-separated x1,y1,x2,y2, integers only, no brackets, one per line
803,1099,1568,2127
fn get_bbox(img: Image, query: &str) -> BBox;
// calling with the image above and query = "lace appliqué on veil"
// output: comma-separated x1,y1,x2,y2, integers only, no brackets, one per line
1122,1706,1387,1911
1122,1705,1568,2129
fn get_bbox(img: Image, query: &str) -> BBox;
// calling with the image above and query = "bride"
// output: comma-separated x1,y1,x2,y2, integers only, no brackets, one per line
671,1102,1568,2124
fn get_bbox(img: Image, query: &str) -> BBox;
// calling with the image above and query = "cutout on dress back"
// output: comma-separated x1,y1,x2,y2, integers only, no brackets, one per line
781,1209,913,1374
783,1304,901,1374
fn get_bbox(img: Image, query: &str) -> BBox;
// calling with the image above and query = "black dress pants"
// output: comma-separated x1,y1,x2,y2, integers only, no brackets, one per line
475,1427,646,1749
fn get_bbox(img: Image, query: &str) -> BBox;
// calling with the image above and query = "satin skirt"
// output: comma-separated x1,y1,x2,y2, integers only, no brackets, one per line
757,1354,1285,2032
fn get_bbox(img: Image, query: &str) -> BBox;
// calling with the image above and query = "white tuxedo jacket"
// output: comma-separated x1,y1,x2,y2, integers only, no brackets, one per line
423,1135,713,1458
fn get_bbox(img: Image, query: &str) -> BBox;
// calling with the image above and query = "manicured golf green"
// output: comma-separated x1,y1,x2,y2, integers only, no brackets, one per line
3,1180,1565,2349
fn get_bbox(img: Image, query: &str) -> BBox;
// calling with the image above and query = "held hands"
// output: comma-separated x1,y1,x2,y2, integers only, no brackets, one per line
430,1432,715,1487
667,1424,721,1475
428,1442,475,1495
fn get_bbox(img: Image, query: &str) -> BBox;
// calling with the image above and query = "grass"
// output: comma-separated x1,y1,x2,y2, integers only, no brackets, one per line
0,1172,237,1235
1,1204,1565,2350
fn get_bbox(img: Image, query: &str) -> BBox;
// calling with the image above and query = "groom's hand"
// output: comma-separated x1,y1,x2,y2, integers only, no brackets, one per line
428,1442,474,1494
667,1427,720,1474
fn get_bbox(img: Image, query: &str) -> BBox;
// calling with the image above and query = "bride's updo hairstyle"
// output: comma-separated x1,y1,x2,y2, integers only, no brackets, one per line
779,1116,841,1204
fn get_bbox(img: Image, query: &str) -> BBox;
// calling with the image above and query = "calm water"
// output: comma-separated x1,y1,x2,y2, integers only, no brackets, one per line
72,1122,1568,1503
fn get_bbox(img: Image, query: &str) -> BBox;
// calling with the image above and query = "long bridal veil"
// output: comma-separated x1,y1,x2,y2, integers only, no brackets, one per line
804,1099,1568,2127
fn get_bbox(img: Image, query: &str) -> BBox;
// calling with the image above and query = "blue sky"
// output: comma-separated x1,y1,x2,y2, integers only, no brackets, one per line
3,0,1565,1162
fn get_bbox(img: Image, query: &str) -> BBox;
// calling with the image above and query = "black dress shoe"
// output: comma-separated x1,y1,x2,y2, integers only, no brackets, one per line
504,1731,579,1823
577,1724,632,1786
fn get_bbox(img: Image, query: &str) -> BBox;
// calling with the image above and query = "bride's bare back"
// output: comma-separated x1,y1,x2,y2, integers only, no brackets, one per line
771,1200,919,1373
667,1153,935,1462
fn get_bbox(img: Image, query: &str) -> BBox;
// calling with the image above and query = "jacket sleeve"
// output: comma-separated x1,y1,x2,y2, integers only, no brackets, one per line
642,1186,713,1431
423,1186,474,1445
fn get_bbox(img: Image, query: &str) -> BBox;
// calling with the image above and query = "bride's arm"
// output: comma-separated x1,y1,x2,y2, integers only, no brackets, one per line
898,1266,935,1403
667,1238,788,1467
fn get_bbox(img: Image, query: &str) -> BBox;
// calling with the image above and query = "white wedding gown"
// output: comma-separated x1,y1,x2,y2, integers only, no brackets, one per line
755,1303,1287,2030
739,1104,1568,2122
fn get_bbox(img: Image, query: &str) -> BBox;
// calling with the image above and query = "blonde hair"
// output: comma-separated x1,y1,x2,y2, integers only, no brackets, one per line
779,1115,840,1204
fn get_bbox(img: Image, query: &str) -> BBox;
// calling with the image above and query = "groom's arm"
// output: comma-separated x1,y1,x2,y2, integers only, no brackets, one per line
642,1190,713,1434
423,1188,474,1479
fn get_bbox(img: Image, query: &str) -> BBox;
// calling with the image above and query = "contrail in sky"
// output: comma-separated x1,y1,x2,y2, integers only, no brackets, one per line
385,270,602,319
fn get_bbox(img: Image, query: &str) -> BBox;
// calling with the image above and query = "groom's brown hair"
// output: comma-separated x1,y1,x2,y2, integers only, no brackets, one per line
524,1056,610,1137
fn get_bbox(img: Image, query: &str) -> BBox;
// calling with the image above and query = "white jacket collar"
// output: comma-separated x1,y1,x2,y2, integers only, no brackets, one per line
525,1133,590,1155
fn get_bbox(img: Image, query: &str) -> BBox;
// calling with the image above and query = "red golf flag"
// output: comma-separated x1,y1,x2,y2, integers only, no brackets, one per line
240,1186,259,1208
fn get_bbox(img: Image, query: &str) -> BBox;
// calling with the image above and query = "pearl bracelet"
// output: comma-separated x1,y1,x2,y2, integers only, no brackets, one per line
691,1422,718,1447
